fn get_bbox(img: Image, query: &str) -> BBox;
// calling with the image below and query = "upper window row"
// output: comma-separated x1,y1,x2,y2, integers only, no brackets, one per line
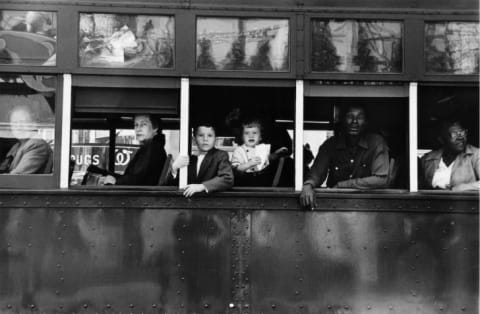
1,10,478,74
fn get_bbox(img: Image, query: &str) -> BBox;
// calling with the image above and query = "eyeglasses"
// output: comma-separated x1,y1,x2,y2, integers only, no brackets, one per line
449,129,467,139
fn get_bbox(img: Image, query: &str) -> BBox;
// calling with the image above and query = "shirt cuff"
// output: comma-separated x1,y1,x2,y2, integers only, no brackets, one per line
303,180,316,188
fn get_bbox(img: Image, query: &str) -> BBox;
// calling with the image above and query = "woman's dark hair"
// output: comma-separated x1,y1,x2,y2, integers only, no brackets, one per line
148,114,162,130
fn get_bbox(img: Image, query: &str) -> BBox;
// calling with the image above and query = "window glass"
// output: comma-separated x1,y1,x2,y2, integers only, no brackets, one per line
311,19,402,73
79,13,174,69
196,17,289,71
0,10,57,66
190,86,295,187
425,22,479,74
417,86,479,191
0,75,55,175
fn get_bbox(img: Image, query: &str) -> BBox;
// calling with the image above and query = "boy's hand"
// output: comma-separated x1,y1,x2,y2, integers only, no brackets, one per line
183,184,206,197
172,155,189,172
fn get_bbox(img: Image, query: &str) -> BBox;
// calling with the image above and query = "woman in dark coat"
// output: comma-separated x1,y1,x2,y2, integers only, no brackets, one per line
100,114,167,186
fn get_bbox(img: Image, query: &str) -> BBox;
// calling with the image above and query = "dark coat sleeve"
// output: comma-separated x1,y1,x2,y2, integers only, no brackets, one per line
201,150,234,193
116,140,167,186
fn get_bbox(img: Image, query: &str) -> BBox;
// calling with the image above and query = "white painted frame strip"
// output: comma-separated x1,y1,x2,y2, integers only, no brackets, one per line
409,82,418,192
60,74,72,189
295,80,304,191
179,77,190,189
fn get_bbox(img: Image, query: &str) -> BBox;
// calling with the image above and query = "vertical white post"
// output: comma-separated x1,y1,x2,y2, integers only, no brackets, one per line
60,74,72,189
179,77,190,189
295,80,304,191
409,82,418,192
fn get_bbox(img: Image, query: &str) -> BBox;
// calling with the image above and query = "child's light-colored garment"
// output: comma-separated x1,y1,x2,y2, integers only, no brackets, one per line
231,144,270,172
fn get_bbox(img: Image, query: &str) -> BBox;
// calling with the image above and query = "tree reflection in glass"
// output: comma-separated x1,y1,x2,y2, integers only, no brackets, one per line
311,20,402,73
425,22,479,74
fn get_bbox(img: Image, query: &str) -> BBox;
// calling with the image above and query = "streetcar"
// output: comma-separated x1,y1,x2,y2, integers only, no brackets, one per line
0,0,478,313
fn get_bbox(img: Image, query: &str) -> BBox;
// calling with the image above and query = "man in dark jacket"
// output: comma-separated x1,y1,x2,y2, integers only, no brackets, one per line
300,105,390,208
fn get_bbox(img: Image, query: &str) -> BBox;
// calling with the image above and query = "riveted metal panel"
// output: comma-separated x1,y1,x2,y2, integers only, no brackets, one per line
250,210,478,314
0,191,477,313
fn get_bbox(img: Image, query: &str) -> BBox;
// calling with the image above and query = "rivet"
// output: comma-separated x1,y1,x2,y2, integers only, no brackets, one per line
327,305,332,309
55,290,60,295
106,304,111,308
271,304,276,309
27,243,32,247
56,263,61,268
178,237,182,241
129,304,134,308
180,303,184,308
57,237,62,241
177,290,181,295
61,250,66,255
128,243,133,247
367,305,371,310
83,304,88,308
344,305,349,309
152,304,157,308
7,304,12,309
203,303,210,308
229,303,235,308
30,304,35,309
462,307,466,311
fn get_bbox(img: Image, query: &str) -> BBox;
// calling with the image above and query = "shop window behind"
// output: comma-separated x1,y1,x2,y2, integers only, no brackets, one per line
0,75,56,175
425,22,479,74
0,10,57,66
196,17,289,71
79,13,174,69
311,19,402,73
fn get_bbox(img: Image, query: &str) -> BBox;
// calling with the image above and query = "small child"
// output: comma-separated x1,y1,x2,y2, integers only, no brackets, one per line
231,120,270,173
171,122,233,197
231,119,290,186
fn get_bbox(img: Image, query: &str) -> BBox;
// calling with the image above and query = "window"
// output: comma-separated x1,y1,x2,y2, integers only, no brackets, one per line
425,22,479,74
0,74,56,175
303,82,408,189
0,10,57,66
417,85,479,191
189,85,295,187
196,17,289,71
79,13,175,69
311,19,403,73
70,83,180,187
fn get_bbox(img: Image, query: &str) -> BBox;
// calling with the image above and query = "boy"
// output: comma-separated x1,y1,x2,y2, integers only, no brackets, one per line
171,122,233,197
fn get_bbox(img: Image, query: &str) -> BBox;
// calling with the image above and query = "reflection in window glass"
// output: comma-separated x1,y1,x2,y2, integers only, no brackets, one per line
0,75,55,174
79,13,174,69
425,22,479,74
196,17,289,71
0,10,57,66
311,20,402,73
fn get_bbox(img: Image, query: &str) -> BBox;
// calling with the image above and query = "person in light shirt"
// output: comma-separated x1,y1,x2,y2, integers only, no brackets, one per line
170,122,233,197
420,119,479,191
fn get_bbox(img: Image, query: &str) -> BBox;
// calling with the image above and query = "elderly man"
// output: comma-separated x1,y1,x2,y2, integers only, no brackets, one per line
0,105,53,174
420,119,479,192
300,105,390,208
